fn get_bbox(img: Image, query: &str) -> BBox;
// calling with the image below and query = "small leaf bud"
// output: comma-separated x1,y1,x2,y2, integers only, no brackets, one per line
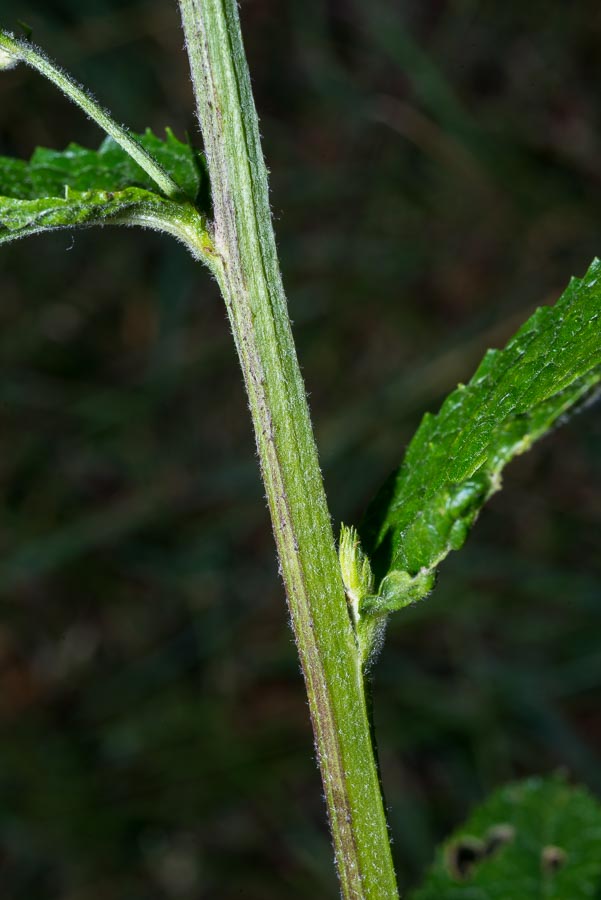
0,44,20,72
338,525,374,626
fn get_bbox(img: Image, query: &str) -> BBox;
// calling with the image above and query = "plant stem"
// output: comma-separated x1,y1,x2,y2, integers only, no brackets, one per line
178,1,399,896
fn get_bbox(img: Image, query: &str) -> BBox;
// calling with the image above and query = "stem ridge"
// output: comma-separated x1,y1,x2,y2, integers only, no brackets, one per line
178,0,399,896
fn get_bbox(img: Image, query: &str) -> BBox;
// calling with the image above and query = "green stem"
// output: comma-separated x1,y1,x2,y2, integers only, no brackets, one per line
177,1,399,896
0,30,182,200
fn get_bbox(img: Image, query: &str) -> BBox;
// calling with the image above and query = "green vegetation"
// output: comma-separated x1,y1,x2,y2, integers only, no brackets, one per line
350,262,601,667
0,3,600,898
413,776,601,899
0,127,213,259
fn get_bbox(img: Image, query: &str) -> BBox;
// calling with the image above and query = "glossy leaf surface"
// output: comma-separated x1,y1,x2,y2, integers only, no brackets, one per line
362,260,601,597
0,130,208,248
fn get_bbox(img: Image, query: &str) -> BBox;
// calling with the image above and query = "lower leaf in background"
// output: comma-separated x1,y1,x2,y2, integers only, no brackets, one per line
412,776,601,898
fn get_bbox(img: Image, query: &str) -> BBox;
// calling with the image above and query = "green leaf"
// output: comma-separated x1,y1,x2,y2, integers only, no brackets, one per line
0,130,214,260
360,259,601,607
411,776,601,899
0,129,203,203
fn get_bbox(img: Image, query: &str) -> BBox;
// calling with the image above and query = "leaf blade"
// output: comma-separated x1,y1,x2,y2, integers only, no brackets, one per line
411,776,601,899
0,131,213,262
0,186,166,240
0,129,204,202
361,260,601,590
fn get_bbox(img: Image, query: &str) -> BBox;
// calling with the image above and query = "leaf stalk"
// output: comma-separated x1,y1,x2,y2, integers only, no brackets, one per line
0,30,182,200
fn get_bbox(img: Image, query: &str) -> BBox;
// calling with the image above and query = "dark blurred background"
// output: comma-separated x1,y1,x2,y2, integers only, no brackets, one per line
0,1,600,897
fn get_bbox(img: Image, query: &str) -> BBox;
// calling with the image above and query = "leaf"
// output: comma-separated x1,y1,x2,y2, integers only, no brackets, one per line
360,259,601,608
0,129,204,202
411,776,601,899
0,130,212,256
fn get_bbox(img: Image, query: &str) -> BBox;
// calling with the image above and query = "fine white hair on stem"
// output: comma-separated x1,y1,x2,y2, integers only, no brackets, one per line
0,43,20,70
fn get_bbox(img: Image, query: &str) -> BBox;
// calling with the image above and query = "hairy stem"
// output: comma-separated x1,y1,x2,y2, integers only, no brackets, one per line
0,30,182,199
177,1,399,896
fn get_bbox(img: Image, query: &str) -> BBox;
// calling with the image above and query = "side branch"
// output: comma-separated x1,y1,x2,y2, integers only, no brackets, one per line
0,30,182,199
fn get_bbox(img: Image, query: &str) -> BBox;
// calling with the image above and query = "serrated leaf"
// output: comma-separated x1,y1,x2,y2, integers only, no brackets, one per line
361,259,601,600
0,185,171,241
0,130,213,258
0,129,203,202
412,776,601,899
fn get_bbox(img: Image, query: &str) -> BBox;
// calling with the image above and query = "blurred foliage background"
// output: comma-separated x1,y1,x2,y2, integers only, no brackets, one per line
0,1,600,897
